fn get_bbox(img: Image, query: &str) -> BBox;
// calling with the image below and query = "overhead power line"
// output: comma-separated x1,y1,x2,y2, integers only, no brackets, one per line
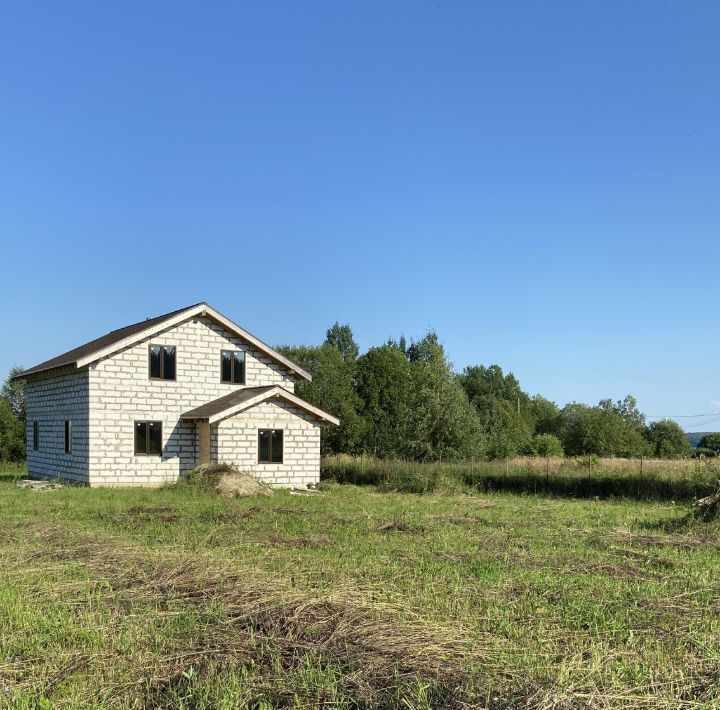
684,416,720,430
646,413,720,418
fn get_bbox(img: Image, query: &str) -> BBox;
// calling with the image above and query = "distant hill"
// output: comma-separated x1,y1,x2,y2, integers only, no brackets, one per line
686,432,714,448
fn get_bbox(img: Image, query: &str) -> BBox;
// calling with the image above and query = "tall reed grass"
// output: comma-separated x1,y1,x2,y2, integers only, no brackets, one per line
321,455,720,501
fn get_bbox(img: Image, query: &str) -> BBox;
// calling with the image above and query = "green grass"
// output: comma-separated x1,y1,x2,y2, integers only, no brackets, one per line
0,461,26,480
322,455,720,501
0,470,719,708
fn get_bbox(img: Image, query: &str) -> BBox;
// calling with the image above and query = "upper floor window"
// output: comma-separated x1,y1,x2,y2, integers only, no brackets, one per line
64,420,72,454
221,350,245,384
149,345,176,380
134,420,162,456
32,421,39,451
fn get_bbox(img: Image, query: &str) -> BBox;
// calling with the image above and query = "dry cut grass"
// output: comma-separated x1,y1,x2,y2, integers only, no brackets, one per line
1,523,481,708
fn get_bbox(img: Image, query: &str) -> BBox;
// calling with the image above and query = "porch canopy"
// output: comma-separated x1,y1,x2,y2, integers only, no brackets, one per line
180,385,339,426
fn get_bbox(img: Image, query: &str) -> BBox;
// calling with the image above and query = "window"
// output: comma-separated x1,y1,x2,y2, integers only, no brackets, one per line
134,421,162,456
258,429,283,463
149,345,176,380
221,350,245,384
64,421,72,454
32,421,39,451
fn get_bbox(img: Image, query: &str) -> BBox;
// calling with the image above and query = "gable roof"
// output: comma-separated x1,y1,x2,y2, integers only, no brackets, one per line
14,303,312,381
180,385,340,425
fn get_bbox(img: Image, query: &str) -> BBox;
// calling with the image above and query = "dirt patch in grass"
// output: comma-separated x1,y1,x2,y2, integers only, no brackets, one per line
611,547,677,570
200,506,264,523
375,519,425,534
127,505,175,515
263,532,332,548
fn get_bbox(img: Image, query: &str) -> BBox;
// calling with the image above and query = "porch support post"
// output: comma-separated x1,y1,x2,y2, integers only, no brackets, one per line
198,420,211,465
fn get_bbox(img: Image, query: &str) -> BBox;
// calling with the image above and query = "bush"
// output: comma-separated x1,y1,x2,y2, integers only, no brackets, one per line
531,433,564,457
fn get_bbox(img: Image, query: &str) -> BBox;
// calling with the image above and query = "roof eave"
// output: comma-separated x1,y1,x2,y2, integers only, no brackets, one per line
182,386,339,426
12,363,79,381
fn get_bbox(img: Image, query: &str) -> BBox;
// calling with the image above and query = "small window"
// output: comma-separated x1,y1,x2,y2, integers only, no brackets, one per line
221,350,245,384
258,429,283,463
64,421,72,454
134,421,162,456
32,421,39,451
149,345,176,380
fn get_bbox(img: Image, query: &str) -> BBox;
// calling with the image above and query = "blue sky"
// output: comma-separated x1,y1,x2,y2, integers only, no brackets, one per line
1,2,718,430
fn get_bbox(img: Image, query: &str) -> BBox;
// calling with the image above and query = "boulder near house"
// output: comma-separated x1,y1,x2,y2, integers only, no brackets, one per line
14,303,338,487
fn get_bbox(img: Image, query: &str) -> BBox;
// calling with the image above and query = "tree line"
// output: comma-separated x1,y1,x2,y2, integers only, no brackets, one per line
278,323,698,462
0,325,712,463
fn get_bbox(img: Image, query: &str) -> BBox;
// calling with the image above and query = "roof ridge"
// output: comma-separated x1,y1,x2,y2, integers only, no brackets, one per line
102,302,206,336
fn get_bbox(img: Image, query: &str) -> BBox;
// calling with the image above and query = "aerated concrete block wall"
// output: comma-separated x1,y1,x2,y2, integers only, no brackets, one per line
88,316,296,486
213,399,321,488
25,369,90,483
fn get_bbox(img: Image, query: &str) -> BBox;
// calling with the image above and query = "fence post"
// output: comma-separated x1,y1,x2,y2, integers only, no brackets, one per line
471,456,475,474
506,457,509,477
545,455,549,483
640,455,644,477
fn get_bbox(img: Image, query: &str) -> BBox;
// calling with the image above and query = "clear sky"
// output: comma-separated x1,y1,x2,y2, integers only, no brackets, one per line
1,2,718,431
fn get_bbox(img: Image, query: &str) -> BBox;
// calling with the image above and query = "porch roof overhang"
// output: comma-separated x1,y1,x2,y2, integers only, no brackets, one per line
180,385,340,426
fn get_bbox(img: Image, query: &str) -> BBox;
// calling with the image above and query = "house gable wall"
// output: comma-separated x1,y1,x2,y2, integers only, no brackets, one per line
212,399,321,489
88,315,296,486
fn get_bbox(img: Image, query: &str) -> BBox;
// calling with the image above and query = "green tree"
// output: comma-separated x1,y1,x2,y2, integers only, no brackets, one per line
277,342,364,455
560,402,651,457
0,398,24,462
645,419,692,458
355,344,413,458
403,334,484,461
459,365,532,458
527,395,561,436
324,322,359,361
699,433,720,453
2,365,26,422
459,364,527,405
599,395,645,429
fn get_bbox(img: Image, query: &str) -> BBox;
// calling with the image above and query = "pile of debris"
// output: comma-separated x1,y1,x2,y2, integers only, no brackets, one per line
17,479,62,492
695,488,720,520
183,463,274,498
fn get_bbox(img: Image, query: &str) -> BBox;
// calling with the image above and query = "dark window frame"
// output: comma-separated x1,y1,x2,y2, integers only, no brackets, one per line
32,421,39,451
220,349,246,385
134,420,163,456
148,344,177,381
64,420,72,454
258,428,284,464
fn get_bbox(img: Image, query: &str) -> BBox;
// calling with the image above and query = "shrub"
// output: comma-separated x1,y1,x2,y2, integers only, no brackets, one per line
531,433,564,457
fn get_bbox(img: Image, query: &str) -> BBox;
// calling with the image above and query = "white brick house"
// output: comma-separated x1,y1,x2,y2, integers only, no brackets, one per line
15,303,338,487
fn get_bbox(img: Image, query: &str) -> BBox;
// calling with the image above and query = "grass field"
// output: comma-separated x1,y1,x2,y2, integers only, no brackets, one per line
322,455,720,501
0,468,719,708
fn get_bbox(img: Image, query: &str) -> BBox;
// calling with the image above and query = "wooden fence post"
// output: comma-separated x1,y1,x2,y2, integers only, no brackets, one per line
506,457,509,477
545,456,550,482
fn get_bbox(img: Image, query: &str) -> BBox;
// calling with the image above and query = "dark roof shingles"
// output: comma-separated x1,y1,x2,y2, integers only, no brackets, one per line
181,386,277,420
16,303,204,379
